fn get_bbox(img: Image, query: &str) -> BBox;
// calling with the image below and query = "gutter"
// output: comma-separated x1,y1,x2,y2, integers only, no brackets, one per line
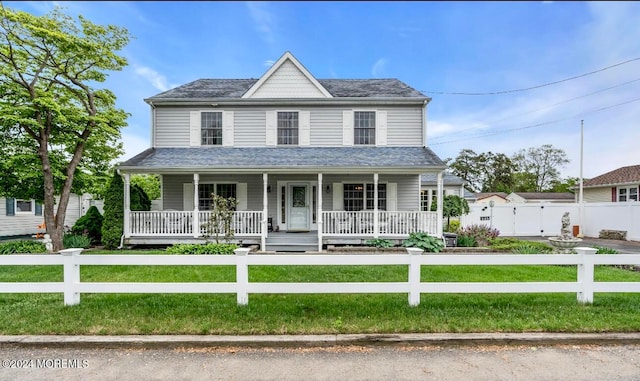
142,97,430,107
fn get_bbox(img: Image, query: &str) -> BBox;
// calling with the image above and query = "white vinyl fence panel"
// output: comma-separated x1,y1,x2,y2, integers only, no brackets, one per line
461,202,640,241
2,247,640,307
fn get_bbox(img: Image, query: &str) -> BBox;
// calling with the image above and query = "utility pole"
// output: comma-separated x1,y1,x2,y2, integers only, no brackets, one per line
578,120,584,237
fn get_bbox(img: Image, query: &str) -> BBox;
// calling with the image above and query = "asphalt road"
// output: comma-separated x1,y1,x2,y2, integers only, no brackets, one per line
2,344,640,381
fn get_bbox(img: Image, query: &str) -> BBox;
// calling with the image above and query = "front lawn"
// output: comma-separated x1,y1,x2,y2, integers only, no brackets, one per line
1,257,640,335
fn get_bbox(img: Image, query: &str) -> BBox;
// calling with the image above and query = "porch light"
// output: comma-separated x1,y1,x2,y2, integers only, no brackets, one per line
267,185,272,193
326,185,331,194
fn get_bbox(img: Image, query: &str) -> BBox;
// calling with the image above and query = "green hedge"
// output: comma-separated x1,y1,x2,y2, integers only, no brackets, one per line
165,243,238,255
0,240,46,254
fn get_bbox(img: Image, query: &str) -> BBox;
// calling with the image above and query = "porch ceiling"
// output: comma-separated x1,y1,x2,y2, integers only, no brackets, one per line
118,146,446,174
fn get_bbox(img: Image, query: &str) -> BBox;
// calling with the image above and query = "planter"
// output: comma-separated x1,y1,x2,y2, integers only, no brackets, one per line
443,233,458,247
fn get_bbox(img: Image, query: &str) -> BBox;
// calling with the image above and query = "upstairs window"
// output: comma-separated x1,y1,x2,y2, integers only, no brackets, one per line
354,111,375,145
201,112,222,145
277,111,299,145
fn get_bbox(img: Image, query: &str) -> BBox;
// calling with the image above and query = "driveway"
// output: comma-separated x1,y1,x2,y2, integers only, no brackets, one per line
517,236,640,254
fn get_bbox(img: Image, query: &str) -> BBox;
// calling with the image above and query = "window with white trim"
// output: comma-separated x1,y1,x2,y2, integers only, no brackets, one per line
201,112,222,145
343,183,387,211
277,111,299,145
618,186,639,202
15,199,34,214
354,111,375,145
198,183,237,210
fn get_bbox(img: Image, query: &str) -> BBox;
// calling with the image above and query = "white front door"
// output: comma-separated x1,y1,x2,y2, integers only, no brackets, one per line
288,183,310,231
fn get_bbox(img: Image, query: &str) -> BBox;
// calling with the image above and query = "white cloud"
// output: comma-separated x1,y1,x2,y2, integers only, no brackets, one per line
371,58,388,77
263,59,276,68
246,2,276,45
134,66,173,92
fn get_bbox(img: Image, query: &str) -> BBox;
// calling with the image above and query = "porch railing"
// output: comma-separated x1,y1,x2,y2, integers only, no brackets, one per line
322,211,438,236
129,211,263,237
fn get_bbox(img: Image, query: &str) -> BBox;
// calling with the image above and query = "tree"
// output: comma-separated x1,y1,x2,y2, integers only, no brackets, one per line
447,149,516,193
0,6,130,251
130,183,151,211
101,172,124,249
512,144,569,192
432,195,470,231
131,174,161,200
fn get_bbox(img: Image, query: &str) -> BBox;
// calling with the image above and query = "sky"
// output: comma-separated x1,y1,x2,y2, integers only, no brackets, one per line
5,1,640,180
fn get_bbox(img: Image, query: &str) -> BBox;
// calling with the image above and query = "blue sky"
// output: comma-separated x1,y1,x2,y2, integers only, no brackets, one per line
7,1,640,179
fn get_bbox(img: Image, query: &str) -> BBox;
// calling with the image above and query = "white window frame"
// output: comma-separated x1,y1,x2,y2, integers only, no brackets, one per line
198,182,238,210
343,182,387,211
277,111,299,145
15,199,35,215
201,111,223,146
618,186,639,202
353,110,376,145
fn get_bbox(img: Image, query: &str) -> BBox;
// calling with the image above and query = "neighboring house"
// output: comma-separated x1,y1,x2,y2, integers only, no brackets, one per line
118,52,447,251
506,192,575,203
1,195,84,238
579,164,640,203
420,173,473,211
473,192,509,204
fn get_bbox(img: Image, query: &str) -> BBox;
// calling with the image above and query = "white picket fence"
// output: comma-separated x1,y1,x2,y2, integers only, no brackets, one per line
460,202,640,241
1,248,640,306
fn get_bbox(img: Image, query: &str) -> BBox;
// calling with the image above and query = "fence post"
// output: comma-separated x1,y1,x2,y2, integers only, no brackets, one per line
235,247,251,306
59,248,83,306
406,247,423,306
575,247,597,304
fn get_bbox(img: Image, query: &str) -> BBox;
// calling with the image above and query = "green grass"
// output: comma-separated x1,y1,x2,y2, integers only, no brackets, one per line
1,258,640,335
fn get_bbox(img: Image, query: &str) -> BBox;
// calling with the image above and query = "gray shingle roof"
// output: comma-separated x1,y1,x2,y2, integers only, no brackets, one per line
147,79,426,100
119,147,445,172
511,192,574,200
421,173,466,186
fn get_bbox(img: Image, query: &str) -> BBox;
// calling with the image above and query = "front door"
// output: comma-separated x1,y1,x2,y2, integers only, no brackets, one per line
288,183,310,231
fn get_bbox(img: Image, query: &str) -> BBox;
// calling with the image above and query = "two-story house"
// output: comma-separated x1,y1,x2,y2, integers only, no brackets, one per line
119,52,447,251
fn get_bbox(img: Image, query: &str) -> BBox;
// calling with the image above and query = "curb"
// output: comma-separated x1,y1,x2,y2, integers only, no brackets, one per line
2,333,640,349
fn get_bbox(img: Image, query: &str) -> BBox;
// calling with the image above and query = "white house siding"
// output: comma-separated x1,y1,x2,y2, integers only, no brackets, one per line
310,109,343,146
0,195,83,237
249,60,327,98
234,110,267,146
153,107,424,148
584,187,612,203
154,107,191,147
386,107,423,146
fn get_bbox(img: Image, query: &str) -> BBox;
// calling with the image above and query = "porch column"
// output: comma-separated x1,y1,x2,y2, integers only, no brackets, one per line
193,173,199,238
373,173,379,238
437,171,444,236
317,173,323,251
123,172,131,238
262,173,268,251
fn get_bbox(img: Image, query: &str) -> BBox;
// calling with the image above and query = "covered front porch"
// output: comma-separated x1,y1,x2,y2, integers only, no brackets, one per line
118,146,447,251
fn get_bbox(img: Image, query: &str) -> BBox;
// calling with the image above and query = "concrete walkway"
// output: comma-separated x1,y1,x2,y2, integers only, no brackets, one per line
3,333,640,349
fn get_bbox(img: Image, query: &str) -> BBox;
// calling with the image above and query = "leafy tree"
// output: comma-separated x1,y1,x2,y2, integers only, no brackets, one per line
101,172,124,249
131,174,161,200
447,149,515,193
436,195,470,231
0,6,130,251
512,144,569,192
549,177,579,193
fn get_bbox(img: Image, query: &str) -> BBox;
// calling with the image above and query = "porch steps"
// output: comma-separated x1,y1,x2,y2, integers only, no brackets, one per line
265,232,319,252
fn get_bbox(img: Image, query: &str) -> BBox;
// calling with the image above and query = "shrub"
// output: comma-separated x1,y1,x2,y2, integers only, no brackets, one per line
512,242,554,254
456,234,477,247
63,234,92,249
593,246,619,254
458,224,500,246
131,183,151,211
72,206,103,244
165,243,238,255
402,232,444,253
102,172,124,249
365,238,394,249
0,240,46,254
446,220,460,233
